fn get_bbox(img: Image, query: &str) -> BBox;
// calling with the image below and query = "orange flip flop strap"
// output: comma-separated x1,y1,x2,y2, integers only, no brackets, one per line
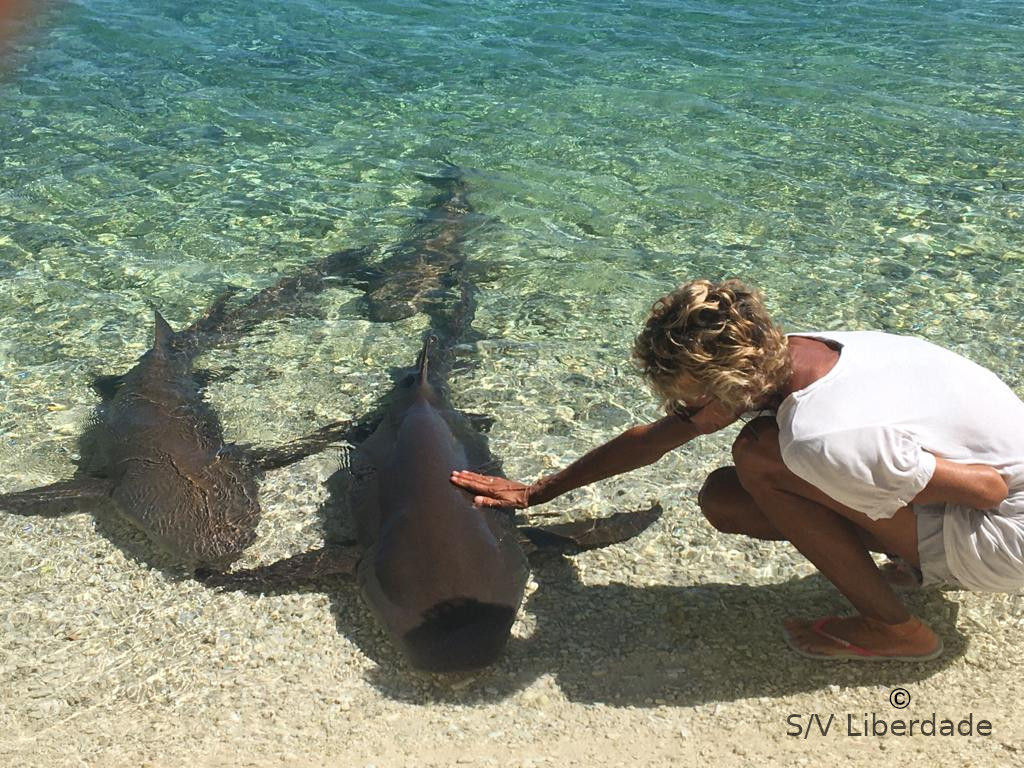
811,617,876,657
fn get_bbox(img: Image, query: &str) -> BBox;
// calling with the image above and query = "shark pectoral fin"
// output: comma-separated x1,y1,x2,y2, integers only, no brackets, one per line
248,419,357,472
0,476,115,517
516,528,566,557
517,502,663,556
91,374,127,400
324,246,378,285
192,366,240,389
462,412,496,433
447,415,499,472
197,543,361,591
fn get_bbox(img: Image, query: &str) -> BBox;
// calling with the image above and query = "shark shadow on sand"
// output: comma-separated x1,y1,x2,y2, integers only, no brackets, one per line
364,556,967,705
0,247,372,573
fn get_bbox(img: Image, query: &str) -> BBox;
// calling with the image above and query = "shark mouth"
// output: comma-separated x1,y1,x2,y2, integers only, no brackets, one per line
402,598,518,672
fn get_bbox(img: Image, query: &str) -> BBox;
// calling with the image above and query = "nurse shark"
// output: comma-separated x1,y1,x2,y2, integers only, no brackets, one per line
0,249,367,569
202,333,661,670
351,164,481,324
202,168,661,670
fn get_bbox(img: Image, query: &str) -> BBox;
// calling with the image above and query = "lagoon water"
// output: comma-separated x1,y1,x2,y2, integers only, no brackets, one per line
0,1,1023,763
2,0,1022,486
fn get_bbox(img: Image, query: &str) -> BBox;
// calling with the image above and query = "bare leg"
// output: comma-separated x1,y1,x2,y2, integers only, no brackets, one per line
699,466,903,558
719,416,940,658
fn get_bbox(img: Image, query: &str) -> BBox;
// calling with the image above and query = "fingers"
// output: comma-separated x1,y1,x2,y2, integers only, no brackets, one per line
473,495,513,509
450,471,527,509
450,470,505,493
450,470,494,484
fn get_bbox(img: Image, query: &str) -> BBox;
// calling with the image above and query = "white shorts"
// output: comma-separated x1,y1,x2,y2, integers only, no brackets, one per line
915,502,1024,593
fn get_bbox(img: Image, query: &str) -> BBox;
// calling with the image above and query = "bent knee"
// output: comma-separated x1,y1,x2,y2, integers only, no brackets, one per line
731,416,780,460
698,467,753,535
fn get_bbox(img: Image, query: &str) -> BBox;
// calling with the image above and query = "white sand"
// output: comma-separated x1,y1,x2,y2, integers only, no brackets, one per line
2,441,1022,767
1,307,1022,767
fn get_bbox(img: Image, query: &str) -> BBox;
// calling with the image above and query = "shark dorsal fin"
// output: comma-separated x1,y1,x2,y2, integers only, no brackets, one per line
153,311,175,355
415,333,438,390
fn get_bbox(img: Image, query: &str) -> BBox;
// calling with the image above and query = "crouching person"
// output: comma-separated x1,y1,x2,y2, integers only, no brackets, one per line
452,279,1023,660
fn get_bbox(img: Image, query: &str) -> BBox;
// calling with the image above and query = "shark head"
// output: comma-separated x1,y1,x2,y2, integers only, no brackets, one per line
400,598,519,672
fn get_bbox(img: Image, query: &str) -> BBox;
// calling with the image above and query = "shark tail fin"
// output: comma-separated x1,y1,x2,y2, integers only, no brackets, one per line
414,161,465,190
177,288,240,349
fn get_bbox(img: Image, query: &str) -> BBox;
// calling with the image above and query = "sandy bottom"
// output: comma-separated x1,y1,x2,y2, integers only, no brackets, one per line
2,445,1022,767
1,307,1022,768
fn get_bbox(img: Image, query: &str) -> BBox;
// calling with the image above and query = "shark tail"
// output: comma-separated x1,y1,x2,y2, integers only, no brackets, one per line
145,246,377,360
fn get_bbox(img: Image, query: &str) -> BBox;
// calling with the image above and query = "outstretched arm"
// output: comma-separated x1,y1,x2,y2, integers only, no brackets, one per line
450,398,740,509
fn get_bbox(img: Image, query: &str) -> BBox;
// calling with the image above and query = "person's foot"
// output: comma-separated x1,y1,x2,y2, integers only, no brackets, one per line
783,615,942,661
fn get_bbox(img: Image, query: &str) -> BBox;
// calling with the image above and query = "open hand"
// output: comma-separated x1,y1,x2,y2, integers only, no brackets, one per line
450,470,532,509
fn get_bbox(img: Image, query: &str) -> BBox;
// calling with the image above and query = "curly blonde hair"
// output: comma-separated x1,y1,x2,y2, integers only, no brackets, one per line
633,279,791,413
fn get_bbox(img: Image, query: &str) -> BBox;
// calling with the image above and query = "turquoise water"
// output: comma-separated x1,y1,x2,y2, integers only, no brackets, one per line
1,0,1023,487
1,3,1024,743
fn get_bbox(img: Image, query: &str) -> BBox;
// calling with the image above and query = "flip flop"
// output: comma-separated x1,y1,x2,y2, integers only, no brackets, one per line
783,616,944,662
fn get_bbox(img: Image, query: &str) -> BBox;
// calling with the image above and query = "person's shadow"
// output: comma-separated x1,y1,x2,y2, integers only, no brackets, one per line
342,536,966,706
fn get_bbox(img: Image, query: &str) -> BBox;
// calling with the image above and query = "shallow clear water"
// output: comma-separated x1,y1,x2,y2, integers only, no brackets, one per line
2,5,1024,750
1,0,1023,536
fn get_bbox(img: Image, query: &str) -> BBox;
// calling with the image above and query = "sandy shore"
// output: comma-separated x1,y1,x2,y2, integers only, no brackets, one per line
0,303,1020,768
2,433,1021,767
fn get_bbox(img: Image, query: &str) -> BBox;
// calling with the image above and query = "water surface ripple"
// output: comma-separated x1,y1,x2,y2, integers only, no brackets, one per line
1,0,1022,526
